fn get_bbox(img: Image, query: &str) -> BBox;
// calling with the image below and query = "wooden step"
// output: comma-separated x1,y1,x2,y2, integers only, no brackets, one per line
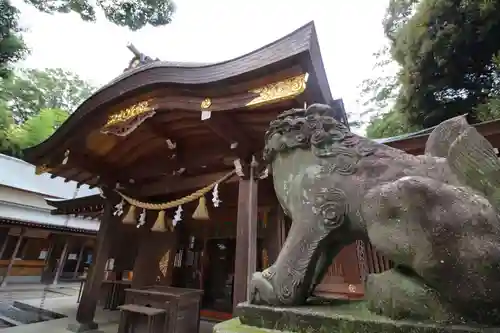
118,304,166,317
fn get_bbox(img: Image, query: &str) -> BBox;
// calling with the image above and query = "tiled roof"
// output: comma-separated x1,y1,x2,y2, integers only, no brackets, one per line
0,154,99,199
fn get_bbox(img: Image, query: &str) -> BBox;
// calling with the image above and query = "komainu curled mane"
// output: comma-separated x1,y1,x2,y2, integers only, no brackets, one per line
251,103,500,325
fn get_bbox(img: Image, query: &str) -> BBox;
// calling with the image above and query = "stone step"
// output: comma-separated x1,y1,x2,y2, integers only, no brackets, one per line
0,313,22,327
13,301,65,321
0,301,65,325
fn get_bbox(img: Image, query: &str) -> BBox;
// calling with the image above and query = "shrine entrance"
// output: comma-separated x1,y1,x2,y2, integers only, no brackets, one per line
171,227,266,321
202,239,235,314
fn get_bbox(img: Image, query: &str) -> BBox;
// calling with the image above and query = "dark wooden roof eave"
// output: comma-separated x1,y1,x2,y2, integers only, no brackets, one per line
45,194,104,216
385,118,500,153
23,21,331,164
0,218,97,235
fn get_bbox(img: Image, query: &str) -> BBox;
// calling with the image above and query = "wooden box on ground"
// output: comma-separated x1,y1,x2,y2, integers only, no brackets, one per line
119,286,203,333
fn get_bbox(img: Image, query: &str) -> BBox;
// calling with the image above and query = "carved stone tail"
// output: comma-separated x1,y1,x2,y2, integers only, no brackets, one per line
425,115,470,158
426,115,500,210
447,126,500,209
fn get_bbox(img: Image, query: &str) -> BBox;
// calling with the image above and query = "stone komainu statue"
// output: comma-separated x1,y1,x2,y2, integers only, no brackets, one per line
250,103,500,325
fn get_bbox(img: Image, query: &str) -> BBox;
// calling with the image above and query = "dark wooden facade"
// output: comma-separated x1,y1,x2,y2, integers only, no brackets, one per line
0,225,95,286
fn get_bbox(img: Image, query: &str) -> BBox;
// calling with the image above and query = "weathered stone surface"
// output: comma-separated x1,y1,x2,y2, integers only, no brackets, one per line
249,103,500,325
365,269,454,323
226,302,493,333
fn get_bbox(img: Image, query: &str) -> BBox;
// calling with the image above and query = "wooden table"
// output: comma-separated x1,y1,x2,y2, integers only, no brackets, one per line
121,286,203,333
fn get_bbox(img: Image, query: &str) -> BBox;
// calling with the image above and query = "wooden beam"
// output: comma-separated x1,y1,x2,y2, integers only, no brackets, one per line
73,244,85,279
51,239,70,286
202,113,253,160
123,146,230,181
0,229,9,260
49,152,121,188
386,136,427,152
41,235,58,284
136,170,238,197
1,228,25,287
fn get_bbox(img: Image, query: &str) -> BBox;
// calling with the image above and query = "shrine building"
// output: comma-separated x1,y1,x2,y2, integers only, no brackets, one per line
20,21,389,331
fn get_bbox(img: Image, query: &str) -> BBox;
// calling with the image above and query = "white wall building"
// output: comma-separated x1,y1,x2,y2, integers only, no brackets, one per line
0,154,100,284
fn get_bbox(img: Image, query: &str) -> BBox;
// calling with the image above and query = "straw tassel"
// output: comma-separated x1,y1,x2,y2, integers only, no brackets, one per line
192,196,209,220
151,211,167,232
122,205,137,224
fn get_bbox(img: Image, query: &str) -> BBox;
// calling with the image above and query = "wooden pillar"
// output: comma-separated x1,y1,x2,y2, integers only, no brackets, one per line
41,234,58,284
232,168,258,311
0,229,10,260
69,197,118,332
73,243,85,279
52,238,71,286
110,223,130,281
1,228,25,287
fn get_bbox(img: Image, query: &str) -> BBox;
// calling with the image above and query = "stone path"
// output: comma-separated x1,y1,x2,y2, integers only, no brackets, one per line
0,287,215,333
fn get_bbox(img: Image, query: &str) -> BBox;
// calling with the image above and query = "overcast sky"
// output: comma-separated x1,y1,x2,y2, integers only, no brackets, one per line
12,0,391,127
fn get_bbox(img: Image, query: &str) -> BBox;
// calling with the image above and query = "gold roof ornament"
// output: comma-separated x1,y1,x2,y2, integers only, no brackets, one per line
200,97,212,109
101,100,156,137
35,164,52,175
246,73,308,108
104,100,152,128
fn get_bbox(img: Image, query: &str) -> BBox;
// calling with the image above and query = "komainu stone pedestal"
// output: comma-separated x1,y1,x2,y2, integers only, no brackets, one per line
213,301,496,333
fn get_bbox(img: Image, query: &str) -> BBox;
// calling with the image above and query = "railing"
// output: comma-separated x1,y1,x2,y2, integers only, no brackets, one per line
315,241,394,299
363,242,393,274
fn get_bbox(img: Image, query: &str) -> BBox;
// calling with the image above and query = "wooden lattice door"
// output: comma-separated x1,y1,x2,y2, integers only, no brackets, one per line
314,241,394,299
313,242,365,299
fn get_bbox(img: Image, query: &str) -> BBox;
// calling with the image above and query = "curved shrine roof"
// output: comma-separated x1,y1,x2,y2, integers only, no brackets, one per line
23,21,339,199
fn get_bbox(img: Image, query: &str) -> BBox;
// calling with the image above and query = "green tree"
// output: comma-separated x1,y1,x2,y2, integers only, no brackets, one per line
0,68,96,123
2,108,69,156
365,109,421,139
391,0,500,127
24,0,176,31
7,107,69,148
360,0,500,137
0,0,176,79
0,0,28,78
0,100,17,154
357,0,419,134
357,46,400,123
